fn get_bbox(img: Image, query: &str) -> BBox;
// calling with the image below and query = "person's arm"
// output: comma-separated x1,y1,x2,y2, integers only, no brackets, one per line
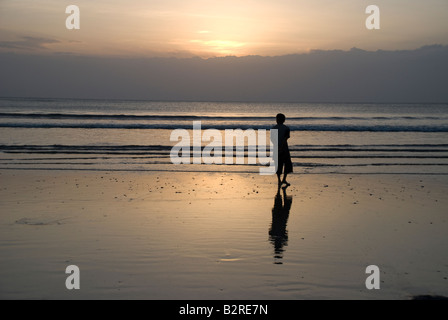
279,128,290,152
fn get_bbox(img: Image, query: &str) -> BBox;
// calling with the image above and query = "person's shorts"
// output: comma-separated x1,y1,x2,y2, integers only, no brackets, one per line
276,150,293,175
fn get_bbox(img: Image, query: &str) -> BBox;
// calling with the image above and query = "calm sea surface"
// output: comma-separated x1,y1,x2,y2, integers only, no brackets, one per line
1,97,447,174
1,98,448,300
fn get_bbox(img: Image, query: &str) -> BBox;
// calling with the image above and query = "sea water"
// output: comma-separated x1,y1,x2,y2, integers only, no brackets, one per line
0,97,447,174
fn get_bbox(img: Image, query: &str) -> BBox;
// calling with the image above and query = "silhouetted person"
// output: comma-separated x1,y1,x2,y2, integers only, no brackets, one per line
269,185,292,264
273,113,293,186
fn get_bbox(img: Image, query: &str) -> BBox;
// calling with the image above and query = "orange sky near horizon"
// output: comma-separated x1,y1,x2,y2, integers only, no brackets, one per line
0,0,447,58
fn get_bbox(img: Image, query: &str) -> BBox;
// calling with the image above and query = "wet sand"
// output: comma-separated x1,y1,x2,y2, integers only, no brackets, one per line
0,170,447,299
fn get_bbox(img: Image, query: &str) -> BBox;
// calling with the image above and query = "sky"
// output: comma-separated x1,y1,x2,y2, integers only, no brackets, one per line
0,1,447,102
1,0,448,58
2,45,447,102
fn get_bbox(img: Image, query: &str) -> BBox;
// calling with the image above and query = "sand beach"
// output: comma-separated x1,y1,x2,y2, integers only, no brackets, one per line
0,169,447,299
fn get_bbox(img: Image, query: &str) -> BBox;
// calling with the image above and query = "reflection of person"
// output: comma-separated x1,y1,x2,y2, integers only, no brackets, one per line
273,113,293,186
269,185,293,264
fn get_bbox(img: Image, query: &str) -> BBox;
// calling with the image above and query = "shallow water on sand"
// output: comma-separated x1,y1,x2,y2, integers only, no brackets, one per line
1,171,447,299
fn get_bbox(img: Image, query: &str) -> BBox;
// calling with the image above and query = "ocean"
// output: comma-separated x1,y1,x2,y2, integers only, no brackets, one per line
1,97,447,174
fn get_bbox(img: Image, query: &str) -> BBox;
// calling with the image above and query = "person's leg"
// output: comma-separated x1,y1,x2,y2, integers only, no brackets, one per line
277,154,285,185
281,173,290,186
282,151,292,186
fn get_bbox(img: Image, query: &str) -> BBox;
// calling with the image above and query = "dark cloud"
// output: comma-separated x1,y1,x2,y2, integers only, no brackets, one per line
0,45,447,103
0,36,60,50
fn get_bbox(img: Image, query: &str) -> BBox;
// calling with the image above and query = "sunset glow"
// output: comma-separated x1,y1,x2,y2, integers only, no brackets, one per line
0,0,447,57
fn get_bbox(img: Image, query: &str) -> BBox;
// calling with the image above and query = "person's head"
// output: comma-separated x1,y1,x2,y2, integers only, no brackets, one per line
276,113,286,124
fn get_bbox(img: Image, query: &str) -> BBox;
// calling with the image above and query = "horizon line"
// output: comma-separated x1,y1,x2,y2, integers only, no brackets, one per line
1,44,447,60
1,96,447,105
